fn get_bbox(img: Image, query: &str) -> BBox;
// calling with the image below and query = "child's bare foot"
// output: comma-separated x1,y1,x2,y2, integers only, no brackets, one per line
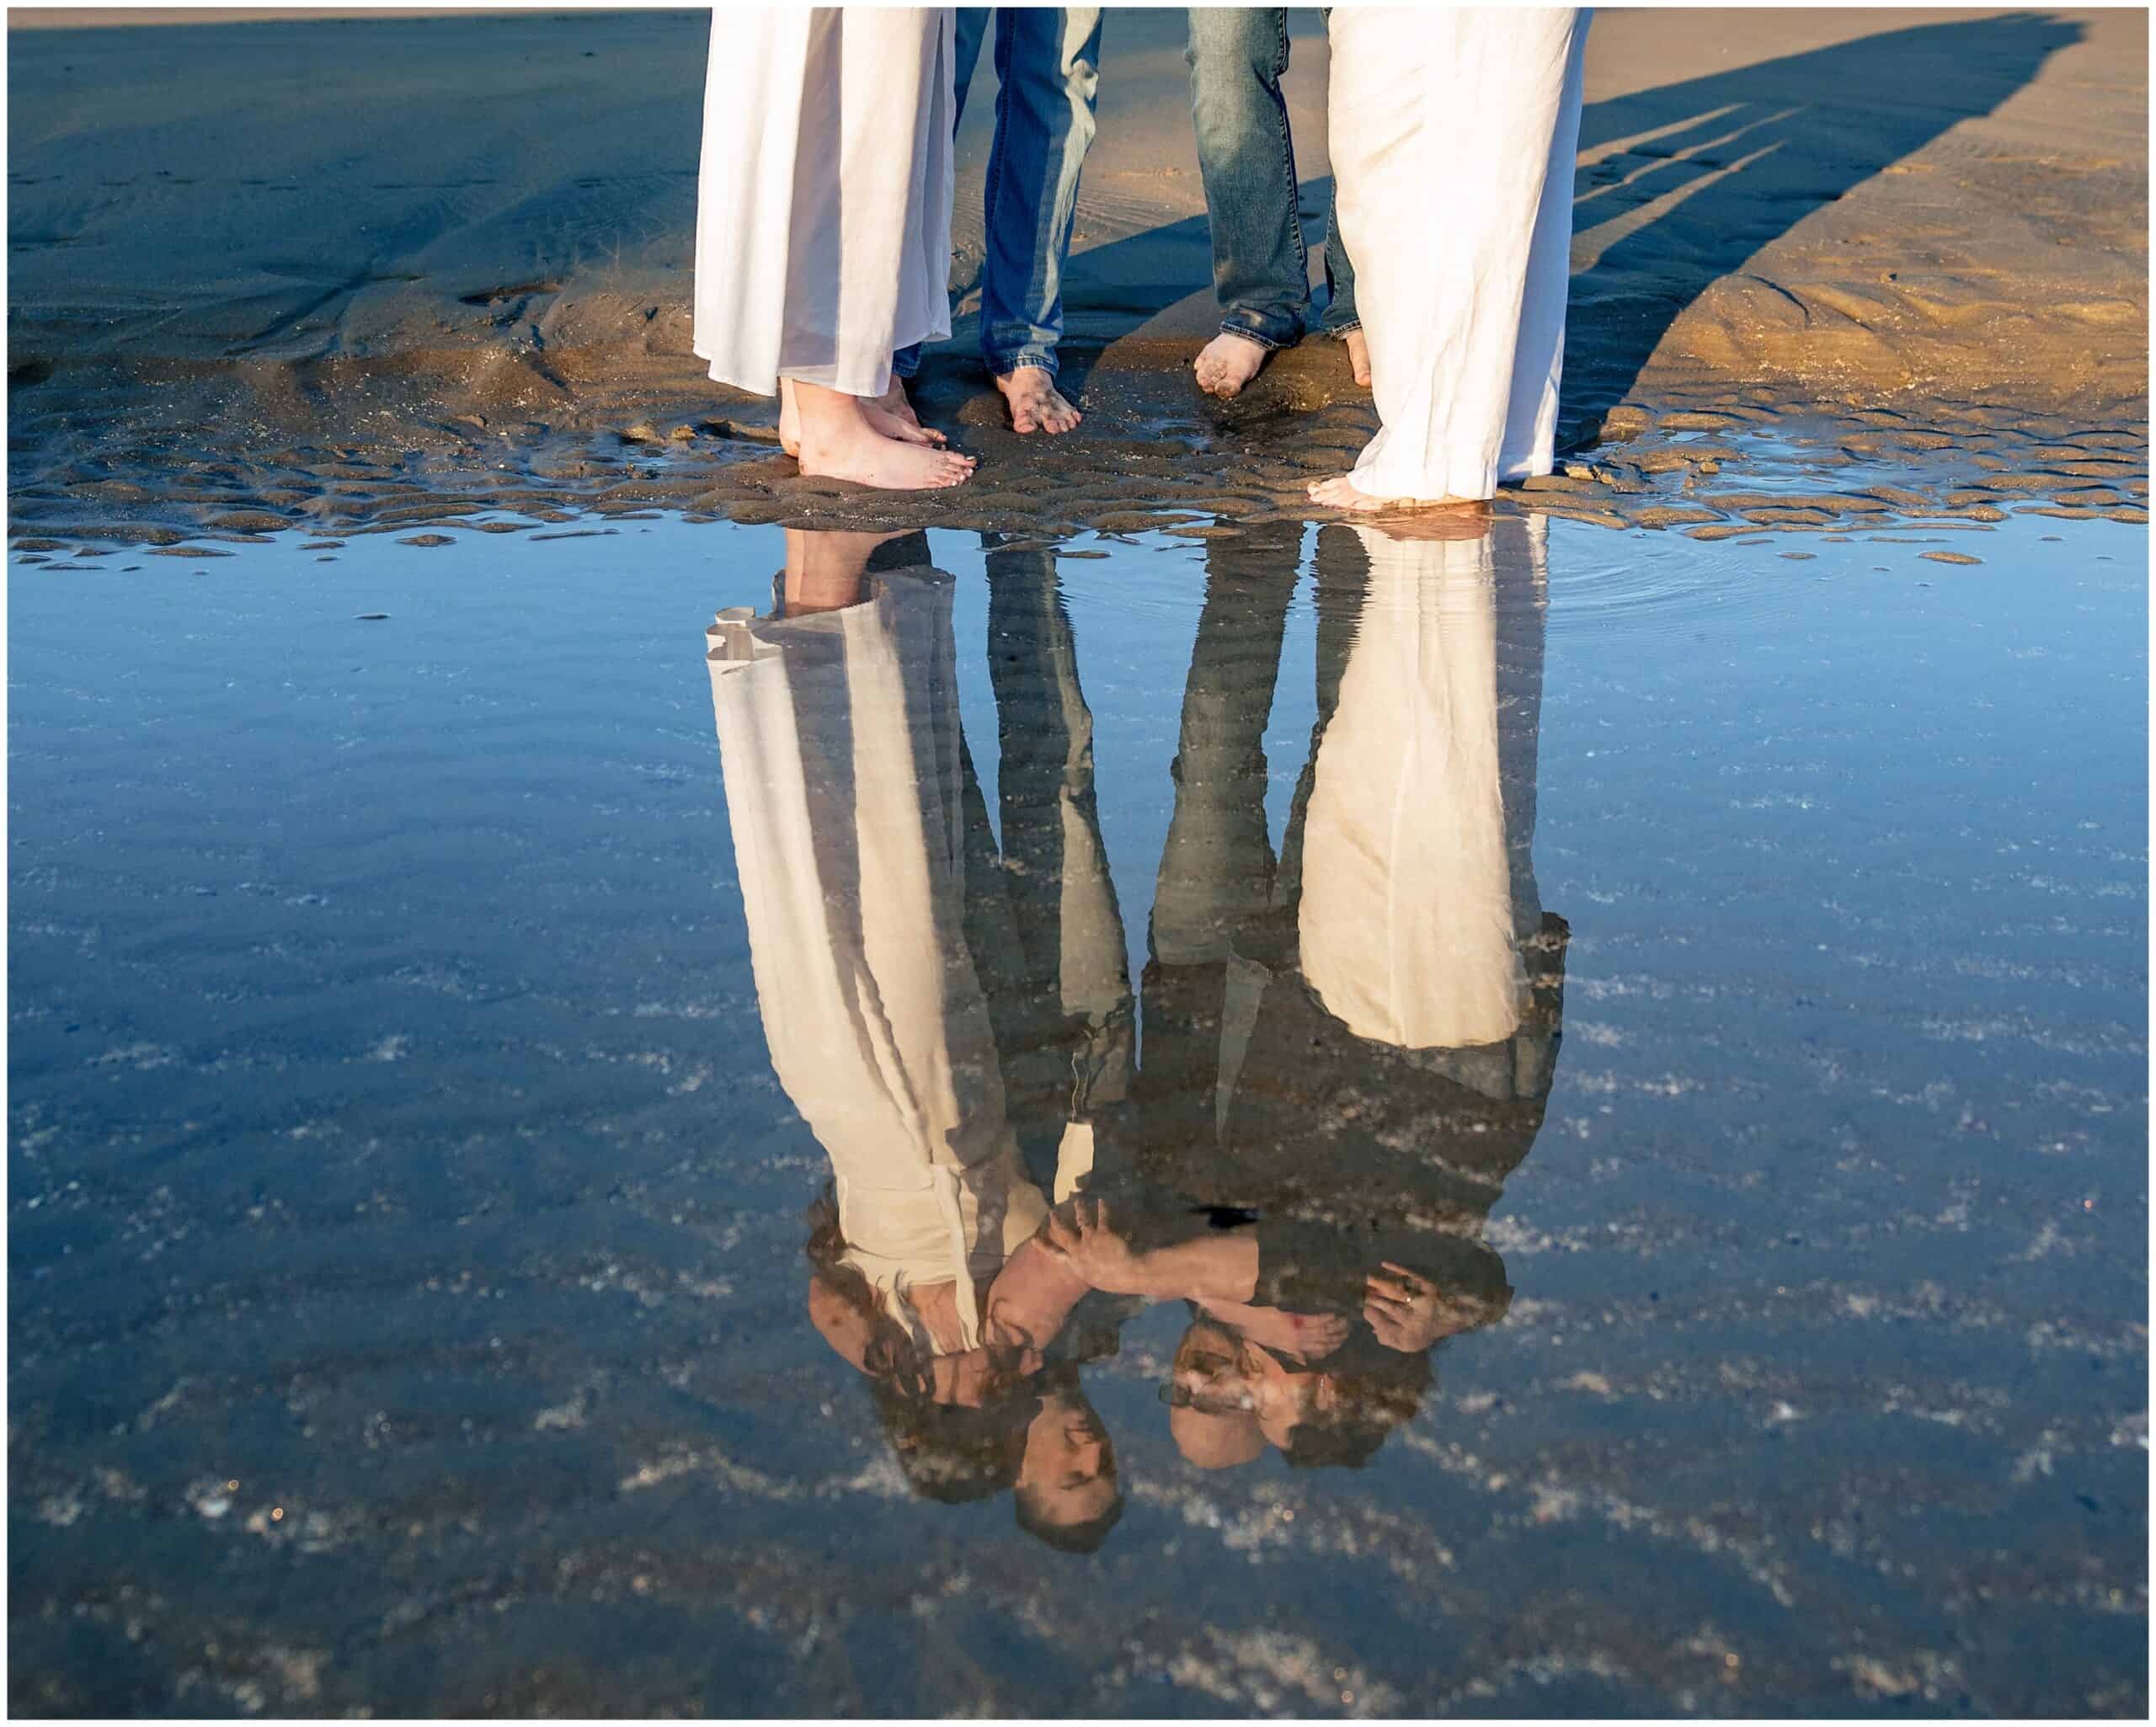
798,404,974,491
866,377,946,447
1343,328,1372,388
1306,473,1476,514
1193,330,1270,398
995,366,1082,434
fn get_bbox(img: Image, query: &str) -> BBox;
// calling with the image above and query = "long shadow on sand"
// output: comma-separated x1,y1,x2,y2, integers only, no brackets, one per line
1558,10,2081,441
1014,13,2081,441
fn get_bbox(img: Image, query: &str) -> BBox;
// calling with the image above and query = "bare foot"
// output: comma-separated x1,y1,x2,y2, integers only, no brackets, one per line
799,412,975,491
867,378,946,447
1306,473,1478,514
782,527,912,614
996,366,1082,434
1193,330,1270,398
1343,328,1372,388
779,376,801,458
782,376,944,455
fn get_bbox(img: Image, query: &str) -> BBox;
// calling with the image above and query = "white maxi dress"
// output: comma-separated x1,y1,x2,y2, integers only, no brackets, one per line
1326,8,1589,502
693,8,957,401
705,572,1047,1358
1299,521,1528,1053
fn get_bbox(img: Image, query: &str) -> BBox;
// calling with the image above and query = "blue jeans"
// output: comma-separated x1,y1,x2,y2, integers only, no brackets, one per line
1186,7,1358,351
894,8,1102,382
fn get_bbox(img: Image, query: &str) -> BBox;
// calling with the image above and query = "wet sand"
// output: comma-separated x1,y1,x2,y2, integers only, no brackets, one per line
7,7,2148,539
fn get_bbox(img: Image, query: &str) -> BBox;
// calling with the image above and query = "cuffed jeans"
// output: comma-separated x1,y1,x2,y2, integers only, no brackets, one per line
894,7,1102,382
1187,6,1358,351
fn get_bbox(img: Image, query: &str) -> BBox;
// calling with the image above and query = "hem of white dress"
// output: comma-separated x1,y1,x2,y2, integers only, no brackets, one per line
692,316,953,405
1353,460,1501,504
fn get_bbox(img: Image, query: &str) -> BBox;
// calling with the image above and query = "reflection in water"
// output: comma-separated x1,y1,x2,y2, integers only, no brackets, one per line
704,511,1566,1544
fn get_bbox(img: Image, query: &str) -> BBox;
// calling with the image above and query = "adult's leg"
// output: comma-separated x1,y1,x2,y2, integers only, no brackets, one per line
982,542,1135,1139
953,5,993,115
1187,8,1308,397
979,7,1102,433
1134,525,1305,1191
883,8,991,386
1316,174,1370,386
1300,520,1524,1052
1273,520,1367,925
701,10,974,488
1311,9,1583,509
788,381,974,488
779,372,948,457
1492,514,1549,948
706,562,1016,1196
1152,521,1304,969
1497,18,1590,480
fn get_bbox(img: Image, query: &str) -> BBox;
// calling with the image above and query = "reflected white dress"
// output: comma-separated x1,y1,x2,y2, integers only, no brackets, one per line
1299,523,1527,1051
1327,8,1589,501
693,8,957,400
706,573,1045,1356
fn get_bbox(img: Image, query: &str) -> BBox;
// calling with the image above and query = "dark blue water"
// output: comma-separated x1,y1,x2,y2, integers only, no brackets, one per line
9,509,2146,1715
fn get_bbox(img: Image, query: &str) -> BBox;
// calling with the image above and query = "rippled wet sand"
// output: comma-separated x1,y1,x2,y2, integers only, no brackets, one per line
9,511,2146,1715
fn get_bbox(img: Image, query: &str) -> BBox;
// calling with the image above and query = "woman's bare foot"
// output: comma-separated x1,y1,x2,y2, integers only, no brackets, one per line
995,366,1082,434
1343,328,1372,388
1193,330,1270,398
1306,473,1478,513
802,418,974,489
867,377,946,447
782,527,912,614
790,380,974,491
778,376,802,458
781,374,945,456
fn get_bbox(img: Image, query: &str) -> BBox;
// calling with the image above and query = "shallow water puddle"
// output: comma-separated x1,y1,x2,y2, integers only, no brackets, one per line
8,510,2147,1715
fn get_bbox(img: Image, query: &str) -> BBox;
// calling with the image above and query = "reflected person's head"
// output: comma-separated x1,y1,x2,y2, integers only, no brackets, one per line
982,1230,1091,1357
1275,1351,1434,1472
1166,1318,1266,1470
803,1184,1033,1409
1013,1364,1123,1554
870,1370,1039,1505
1170,1403,1265,1470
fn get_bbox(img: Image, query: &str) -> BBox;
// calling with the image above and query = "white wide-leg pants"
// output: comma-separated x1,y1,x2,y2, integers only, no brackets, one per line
693,7,957,400
1327,8,1588,502
1299,522,1526,1052
706,573,1044,1355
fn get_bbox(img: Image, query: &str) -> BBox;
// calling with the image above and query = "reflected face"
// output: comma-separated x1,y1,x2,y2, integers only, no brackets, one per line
1166,1321,1269,1468
1169,1319,1320,1452
1170,1334,1258,1415
982,1234,1088,1354
1169,1402,1264,1470
1256,1359,1324,1452
928,1346,1037,1408
1017,1389,1118,1528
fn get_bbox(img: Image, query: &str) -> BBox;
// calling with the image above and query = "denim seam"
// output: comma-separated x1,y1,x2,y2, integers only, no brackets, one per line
987,355,1059,380
1272,11,1309,291
982,15,1012,320
1219,322,1289,354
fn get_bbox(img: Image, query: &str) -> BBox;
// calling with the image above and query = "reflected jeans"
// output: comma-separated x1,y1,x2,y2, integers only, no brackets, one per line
894,7,1103,383
1187,6,1358,351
